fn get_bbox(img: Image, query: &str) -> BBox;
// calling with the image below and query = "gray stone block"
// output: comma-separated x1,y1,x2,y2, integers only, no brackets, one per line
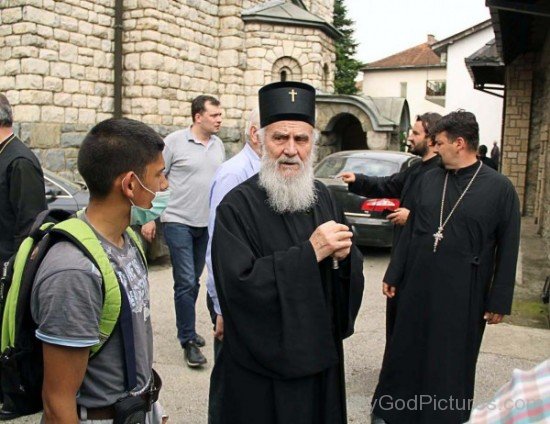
61,132,84,148
43,149,65,172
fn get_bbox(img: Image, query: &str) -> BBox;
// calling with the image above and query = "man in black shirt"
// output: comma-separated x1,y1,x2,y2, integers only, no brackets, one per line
478,144,498,170
0,94,46,263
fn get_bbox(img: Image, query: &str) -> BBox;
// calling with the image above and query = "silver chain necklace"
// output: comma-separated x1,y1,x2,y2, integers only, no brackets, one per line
433,161,483,252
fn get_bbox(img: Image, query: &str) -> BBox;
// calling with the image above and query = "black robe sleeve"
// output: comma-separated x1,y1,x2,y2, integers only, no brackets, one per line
348,168,409,199
8,158,46,249
212,198,363,379
486,181,521,314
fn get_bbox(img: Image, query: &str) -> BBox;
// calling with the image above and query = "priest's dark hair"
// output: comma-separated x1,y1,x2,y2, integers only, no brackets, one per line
191,95,220,122
416,112,442,144
431,110,479,151
78,118,164,199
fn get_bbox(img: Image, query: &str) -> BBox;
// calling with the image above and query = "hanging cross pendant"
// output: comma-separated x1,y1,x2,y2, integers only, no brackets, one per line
433,227,444,252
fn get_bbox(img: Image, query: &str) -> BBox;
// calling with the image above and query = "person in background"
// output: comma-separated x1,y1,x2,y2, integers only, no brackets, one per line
372,111,521,423
0,93,46,265
205,108,262,359
479,144,498,170
141,95,225,368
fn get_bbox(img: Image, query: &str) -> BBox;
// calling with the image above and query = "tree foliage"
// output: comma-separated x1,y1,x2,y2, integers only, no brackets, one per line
333,0,362,94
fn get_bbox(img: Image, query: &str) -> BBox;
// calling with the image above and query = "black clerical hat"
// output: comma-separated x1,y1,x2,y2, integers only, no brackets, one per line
259,81,315,128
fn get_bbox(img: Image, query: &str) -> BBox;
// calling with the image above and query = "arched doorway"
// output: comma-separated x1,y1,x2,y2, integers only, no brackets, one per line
327,113,366,151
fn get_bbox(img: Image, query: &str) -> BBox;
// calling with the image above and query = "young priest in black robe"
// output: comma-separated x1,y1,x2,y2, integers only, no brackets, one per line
372,111,521,424
208,82,364,424
339,112,441,340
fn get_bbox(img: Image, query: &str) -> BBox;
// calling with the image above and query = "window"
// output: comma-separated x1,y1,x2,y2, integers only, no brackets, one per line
426,80,446,96
272,57,302,82
280,68,289,82
323,64,330,90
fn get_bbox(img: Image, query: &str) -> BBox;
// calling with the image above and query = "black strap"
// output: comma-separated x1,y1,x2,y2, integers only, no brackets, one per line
118,281,137,391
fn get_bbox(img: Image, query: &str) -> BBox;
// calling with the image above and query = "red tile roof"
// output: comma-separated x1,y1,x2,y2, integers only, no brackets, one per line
363,43,443,70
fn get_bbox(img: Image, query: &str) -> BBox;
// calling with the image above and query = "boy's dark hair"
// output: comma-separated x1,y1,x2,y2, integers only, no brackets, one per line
191,95,220,122
416,112,442,144
77,118,164,199
431,110,479,151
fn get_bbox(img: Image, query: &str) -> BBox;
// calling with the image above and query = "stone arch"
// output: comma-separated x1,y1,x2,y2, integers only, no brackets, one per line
272,56,302,82
316,98,395,160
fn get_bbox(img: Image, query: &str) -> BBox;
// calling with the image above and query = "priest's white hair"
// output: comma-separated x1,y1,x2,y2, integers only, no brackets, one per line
257,128,319,214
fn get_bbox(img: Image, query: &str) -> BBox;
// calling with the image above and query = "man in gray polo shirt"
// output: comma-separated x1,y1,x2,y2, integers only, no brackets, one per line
142,95,224,367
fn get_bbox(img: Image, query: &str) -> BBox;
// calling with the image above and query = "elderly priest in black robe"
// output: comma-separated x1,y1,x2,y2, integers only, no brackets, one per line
371,111,521,424
208,81,364,424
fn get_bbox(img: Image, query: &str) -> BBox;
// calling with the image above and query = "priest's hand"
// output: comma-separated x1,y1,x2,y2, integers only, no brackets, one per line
387,208,410,226
141,221,156,242
332,245,351,261
383,282,396,298
337,172,356,183
309,221,353,262
484,312,504,325
214,315,224,341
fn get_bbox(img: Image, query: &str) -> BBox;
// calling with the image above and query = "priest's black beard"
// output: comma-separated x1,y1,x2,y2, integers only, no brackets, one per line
259,145,317,214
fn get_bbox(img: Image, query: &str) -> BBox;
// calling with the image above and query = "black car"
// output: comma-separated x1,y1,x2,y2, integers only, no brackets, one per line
43,170,168,259
44,169,89,212
315,150,420,247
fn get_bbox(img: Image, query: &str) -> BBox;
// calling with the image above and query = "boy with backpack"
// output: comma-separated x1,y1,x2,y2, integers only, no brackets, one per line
7,118,169,422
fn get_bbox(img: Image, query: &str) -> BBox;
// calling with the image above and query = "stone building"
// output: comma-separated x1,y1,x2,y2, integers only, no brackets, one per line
468,2,549,246
0,0,408,179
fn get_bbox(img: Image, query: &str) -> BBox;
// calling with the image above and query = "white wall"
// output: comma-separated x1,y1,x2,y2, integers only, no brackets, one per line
445,26,503,150
361,67,446,123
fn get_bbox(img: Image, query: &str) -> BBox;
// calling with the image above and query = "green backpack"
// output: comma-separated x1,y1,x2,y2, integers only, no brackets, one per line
0,209,146,419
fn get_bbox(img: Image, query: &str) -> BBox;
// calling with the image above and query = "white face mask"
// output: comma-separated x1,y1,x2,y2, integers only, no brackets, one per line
123,174,171,226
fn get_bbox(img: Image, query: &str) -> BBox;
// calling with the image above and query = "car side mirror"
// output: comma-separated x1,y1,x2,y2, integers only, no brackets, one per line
45,189,57,203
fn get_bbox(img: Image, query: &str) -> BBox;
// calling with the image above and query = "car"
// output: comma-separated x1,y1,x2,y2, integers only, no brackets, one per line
43,169,168,260
314,150,420,248
44,169,89,213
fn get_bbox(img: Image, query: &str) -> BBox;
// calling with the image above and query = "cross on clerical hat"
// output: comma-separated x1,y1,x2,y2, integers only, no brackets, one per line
258,81,316,128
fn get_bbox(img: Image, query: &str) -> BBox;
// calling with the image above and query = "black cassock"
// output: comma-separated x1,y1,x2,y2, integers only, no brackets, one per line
349,155,441,338
209,175,364,424
372,161,521,424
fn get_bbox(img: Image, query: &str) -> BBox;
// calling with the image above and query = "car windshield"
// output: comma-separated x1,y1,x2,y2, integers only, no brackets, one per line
44,170,86,192
315,156,400,178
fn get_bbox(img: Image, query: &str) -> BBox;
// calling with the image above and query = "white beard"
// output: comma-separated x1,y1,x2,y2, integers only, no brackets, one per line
258,145,317,214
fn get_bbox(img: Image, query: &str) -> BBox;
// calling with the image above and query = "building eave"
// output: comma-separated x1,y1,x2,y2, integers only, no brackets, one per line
362,64,446,72
431,19,493,53
242,14,341,39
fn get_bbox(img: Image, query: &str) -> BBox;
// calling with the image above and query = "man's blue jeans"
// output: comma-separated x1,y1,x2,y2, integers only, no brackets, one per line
163,222,209,346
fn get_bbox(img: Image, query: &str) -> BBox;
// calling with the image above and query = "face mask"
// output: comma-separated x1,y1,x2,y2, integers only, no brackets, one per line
124,174,171,226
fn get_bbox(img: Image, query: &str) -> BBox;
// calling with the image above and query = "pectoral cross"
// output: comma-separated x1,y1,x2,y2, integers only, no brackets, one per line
433,226,444,252
289,89,297,102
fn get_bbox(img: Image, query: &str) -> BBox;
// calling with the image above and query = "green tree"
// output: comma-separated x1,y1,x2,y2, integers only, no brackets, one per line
333,0,362,94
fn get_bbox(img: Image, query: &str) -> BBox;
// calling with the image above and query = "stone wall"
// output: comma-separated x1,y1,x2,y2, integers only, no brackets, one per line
0,0,115,179
532,32,550,243
501,53,533,214
1,0,337,178
243,22,336,110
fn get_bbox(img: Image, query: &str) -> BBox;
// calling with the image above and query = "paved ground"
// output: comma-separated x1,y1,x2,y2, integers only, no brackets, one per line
15,247,549,423
147,248,550,423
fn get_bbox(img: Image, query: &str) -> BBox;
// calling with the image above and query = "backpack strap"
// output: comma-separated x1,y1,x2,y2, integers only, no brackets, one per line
51,218,144,390
50,219,121,358
1,223,55,352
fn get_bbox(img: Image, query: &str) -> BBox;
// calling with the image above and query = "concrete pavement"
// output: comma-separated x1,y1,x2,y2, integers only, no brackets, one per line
13,248,549,423
150,248,549,423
